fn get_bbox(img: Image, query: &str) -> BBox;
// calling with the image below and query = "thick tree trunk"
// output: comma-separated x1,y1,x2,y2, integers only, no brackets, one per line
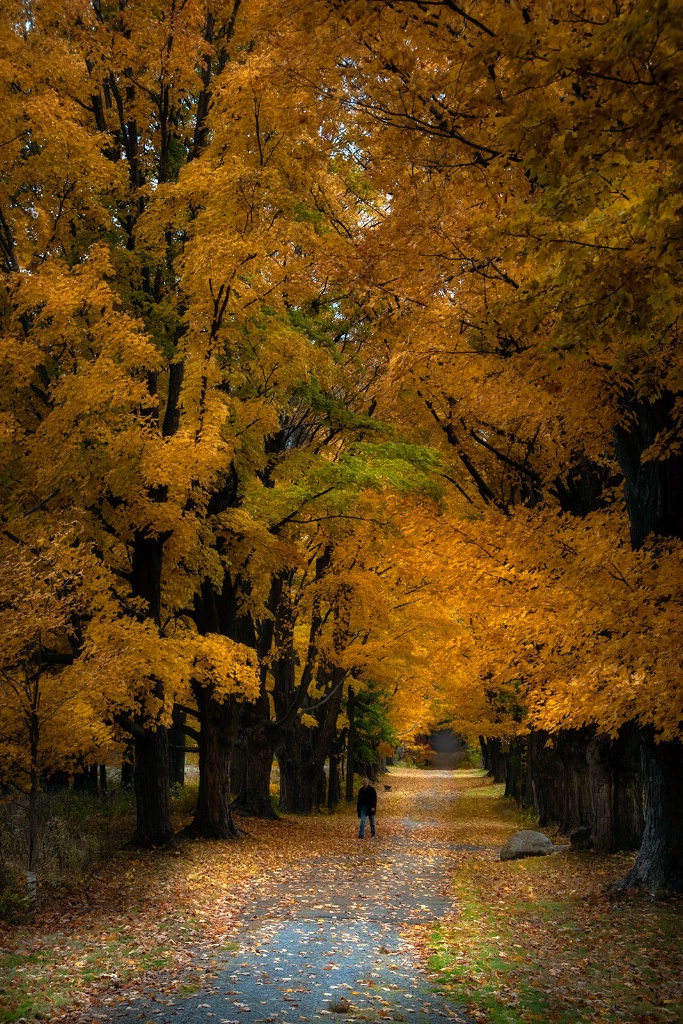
504,738,523,800
233,714,278,819
129,726,175,847
614,396,683,550
486,738,507,783
277,725,312,813
328,748,342,809
525,728,593,832
127,531,174,845
187,685,238,839
587,732,618,852
587,726,643,853
278,670,345,814
612,724,645,850
619,732,683,892
121,750,134,789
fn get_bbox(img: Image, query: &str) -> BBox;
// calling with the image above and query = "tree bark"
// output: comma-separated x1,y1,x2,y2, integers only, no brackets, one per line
232,701,278,818
121,749,134,789
587,726,643,853
168,706,186,787
619,731,683,892
186,683,238,839
220,572,278,819
126,530,174,844
328,729,344,810
129,726,176,847
525,729,593,832
612,724,645,850
278,675,345,814
504,738,523,799
485,738,507,783
345,685,356,802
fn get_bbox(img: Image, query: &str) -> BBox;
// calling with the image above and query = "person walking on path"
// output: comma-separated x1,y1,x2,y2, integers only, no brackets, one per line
357,777,377,838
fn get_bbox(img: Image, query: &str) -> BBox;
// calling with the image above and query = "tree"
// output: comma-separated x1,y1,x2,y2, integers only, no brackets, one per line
0,531,112,897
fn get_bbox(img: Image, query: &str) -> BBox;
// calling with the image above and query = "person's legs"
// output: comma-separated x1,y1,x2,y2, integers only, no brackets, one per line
369,813,376,837
359,806,367,838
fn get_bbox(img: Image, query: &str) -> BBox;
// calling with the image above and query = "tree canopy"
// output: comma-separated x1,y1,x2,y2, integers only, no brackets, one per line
1,0,682,887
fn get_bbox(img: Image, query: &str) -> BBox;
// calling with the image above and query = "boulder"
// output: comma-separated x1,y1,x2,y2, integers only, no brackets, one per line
500,829,556,861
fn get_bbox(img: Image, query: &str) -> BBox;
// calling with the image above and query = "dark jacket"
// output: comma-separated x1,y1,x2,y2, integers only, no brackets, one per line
357,784,377,816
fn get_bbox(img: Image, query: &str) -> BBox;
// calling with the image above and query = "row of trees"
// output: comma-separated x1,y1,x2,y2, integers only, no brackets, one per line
1,0,682,890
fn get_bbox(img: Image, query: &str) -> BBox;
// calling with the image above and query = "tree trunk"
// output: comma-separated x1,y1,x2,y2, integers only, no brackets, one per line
231,698,279,818
168,706,186,787
73,763,98,794
277,724,311,813
328,748,342,809
614,396,683,550
121,750,134,789
612,724,644,850
187,685,238,839
587,726,643,853
504,738,523,800
525,728,593,832
587,732,617,852
278,670,345,814
44,770,70,793
129,726,175,847
619,731,683,892
345,685,355,802
127,530,174,845
485,738,507,783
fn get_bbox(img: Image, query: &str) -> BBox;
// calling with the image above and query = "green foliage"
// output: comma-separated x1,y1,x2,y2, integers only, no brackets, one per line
352,679,397,768
339,442,443,501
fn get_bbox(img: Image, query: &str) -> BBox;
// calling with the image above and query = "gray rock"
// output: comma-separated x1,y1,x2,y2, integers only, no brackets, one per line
500,829,556,861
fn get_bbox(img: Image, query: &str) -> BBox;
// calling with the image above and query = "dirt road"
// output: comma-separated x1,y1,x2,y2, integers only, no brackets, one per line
91,769,481,1024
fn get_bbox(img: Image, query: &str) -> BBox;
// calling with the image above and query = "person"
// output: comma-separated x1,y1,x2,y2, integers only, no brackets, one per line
356,776,377,838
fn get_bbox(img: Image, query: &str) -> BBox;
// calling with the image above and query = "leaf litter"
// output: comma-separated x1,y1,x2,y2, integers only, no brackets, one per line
0,768,681,1024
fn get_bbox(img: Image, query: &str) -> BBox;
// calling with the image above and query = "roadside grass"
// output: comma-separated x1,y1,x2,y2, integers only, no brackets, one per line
0,937,174,1023
0,784,197,1022
425,780,683,1024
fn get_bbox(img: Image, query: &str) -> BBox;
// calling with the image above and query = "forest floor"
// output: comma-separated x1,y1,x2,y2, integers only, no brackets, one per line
1,768,682,1024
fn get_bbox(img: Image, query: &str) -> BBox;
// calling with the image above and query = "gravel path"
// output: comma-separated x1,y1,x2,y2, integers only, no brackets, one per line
93,771,475,1024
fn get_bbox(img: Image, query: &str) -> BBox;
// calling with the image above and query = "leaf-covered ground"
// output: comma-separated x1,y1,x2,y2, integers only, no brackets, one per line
0,769,681,1024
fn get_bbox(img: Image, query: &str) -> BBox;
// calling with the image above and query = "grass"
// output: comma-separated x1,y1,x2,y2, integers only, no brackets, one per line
0,782,199,1021
424,781,683,1024
0,933,174,1023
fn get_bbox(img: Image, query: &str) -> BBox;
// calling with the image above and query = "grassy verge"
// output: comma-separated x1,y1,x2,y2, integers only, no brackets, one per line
425,781,683,1024
0,784,198,1022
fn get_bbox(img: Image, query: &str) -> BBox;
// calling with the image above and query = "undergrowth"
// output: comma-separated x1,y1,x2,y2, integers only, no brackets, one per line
0,782,200,920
